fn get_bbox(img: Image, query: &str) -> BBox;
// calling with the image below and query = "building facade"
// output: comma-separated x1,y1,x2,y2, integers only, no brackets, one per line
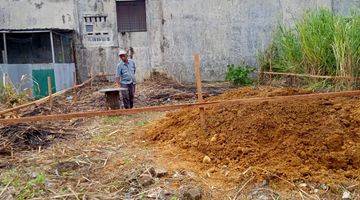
1,0,359,96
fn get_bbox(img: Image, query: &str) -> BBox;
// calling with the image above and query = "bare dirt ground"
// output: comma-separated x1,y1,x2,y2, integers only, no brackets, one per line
0,75,359,199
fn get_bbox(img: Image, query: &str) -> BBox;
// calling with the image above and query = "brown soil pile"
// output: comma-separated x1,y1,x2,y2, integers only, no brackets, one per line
146,87,360,184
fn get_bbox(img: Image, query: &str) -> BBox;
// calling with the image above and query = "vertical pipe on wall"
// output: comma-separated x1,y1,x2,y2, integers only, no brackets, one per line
50,31,56,63
3,33,8,64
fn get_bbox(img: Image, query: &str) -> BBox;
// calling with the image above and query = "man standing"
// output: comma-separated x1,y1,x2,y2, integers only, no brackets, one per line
115,49,136,109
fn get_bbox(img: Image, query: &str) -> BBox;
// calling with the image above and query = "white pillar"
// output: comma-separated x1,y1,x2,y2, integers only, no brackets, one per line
3,33,7,64
2,73,6,86
50,31,55,63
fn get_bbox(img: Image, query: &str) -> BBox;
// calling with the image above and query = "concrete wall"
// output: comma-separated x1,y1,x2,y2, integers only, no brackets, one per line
0,0,75,30
1,0,360,83
76,0,359,83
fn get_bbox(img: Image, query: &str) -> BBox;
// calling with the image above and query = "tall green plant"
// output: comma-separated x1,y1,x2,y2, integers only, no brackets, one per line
259,8,360,87
333,15,350,77
297,9,336,75
346,12,360,78
273,26,303,73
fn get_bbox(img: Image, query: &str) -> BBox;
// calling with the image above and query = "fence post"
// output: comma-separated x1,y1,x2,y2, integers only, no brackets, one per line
73,71,78,103
193,53,206,133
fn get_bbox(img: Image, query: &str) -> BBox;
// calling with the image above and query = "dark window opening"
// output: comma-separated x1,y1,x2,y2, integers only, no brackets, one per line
0,34,4,64
53,32,74,63
103,32,109,35
5,32,73,64
95,33,101,35
116,0,147,32
6,33,52,64
84,17,88,23
104,16,107,22
86,25,93,33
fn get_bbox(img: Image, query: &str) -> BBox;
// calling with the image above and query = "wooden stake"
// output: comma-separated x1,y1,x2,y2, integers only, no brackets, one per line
269,50,273,85
73,71,78,103
47,76,53,109
193,53,206,132
90,66,93,89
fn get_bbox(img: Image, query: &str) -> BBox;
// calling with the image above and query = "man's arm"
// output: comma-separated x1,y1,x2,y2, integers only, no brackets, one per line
115,65,121,86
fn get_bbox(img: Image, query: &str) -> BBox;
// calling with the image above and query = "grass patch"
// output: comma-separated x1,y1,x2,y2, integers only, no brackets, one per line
18,173,46,200
102,116,124,125
0,169,47,200
135,120,148,127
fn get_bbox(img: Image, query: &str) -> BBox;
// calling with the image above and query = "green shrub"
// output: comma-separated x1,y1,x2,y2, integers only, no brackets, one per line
0,84,29,106
225,64,255,86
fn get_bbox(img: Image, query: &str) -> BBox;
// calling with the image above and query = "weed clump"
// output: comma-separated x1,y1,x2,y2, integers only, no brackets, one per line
225,64,255,86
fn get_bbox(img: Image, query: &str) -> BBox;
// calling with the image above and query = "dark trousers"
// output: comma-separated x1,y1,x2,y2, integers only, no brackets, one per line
121,83,135,109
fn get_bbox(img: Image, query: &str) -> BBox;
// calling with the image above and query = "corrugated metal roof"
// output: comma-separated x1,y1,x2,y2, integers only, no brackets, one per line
0,28,74,33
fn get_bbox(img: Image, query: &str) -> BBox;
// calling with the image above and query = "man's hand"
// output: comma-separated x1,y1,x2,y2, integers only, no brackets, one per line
115,77,120,87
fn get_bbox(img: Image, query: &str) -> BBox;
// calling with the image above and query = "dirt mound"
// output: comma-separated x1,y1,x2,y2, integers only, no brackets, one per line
146,87,360,184
0,124,58,155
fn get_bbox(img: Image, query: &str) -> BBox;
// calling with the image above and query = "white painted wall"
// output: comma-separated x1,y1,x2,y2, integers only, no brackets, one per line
0,0,75,30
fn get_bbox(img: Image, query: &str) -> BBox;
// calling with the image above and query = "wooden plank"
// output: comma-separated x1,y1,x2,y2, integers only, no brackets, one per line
1,89,360,125
193,53,206,131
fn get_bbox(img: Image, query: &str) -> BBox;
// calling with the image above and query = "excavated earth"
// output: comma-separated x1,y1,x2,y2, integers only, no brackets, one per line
146,87,360,185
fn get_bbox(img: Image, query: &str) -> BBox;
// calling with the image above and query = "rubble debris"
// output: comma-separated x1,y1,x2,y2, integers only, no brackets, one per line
342,190,352,200
179,185,203,200
139,173,155,187
202,156,211,164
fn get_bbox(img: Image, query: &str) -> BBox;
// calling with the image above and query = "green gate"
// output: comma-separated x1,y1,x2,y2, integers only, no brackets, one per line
32,69,56,99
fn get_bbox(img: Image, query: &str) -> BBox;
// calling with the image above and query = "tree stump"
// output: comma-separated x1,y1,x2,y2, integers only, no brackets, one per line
99,88,127,110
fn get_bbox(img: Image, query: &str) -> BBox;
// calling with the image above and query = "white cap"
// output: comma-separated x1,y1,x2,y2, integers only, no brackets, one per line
118,49,127,56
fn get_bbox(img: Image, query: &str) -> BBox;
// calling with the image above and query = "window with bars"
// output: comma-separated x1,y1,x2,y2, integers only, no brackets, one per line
116,0,147,32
